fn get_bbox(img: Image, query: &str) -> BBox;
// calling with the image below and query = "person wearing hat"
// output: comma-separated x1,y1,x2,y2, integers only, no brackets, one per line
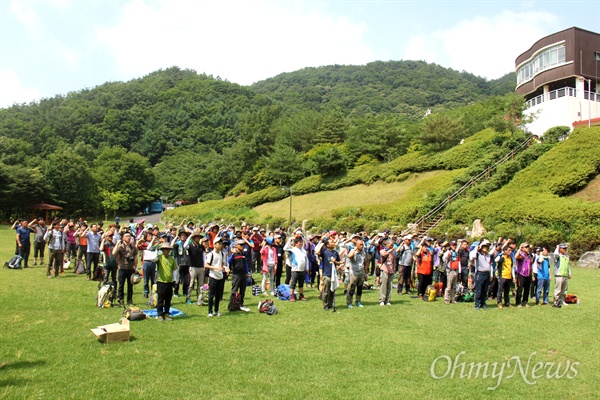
205,237,229,317
306,234,321,288
535,247,551,305
227,240,251,312
315,233,342,310
156,242,177,321
171,230,192,302
101,231,119,303
114,231,139,306
260,236,278,296
185,230,207,305
43,220,67,278
443,241,461,304
284,236,309,302
274,234,285,288
470,239,494,310
552,244,571,308
250,226,264,274
514,242,534,308
397,235,414,295
207,224,220,250
346,239,368,308
458,239,471,294
415,238,434,301
378,237,396,306
495,245,515,309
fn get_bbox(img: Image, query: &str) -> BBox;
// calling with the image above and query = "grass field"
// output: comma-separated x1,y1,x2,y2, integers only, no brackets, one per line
1,225,599,399
253,171,448,221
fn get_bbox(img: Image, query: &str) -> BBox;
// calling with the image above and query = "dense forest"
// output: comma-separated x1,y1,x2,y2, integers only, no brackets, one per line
0,62,519,219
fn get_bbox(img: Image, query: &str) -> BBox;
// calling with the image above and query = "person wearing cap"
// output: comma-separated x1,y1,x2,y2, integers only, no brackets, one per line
63,221,77,264
171,230,192,302
137,231,158,299
114,231,139,306
316,233,342,311
346,239,368,308
227,240,251,312
100,231,118,304
470,239,494,310
205,237,229,317
415,238,434,301
530,247,542,300
458,240,471,294
514,242,533,308
378,238,397,306
495,245,515,309
284,236,309,302
207,224,219,250
43,220,67,278
249,227,264,274
81,224,103,281
397,235,414,295
260,236,278,296
31,218,47,267
552,244,571,308
156,242,177,321
443,241,461,304
535,247,551,305
306,234,321,288
185,230,207,305
274,234,285,288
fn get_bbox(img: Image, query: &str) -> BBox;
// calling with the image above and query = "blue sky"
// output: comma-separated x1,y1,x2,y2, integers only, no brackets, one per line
1,0,598,107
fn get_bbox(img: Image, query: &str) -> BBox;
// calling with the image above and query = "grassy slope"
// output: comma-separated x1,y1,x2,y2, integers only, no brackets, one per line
1,226,599,399
253,171,448,221
571,174,600,203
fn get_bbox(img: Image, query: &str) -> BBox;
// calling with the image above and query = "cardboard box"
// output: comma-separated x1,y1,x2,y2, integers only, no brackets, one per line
91,317,130,343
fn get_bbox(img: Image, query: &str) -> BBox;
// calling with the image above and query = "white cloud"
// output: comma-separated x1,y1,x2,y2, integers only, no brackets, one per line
0,69,40,107
403,10,560,79
95,0,373,84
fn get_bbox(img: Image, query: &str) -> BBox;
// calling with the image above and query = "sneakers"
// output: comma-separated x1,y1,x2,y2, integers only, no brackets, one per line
356,302,364,308
299,294,308,301
386,302,391,306
347,304,353,309
498,304,503,309
525,304,531,308
197,301,204,306
173,294,179,298
240,306,250,312
290,294,296,302
208,313,213,318
186,299,193,305
445,300,450,305
380,301,385,306
216,312,221,317
47,274,52,278
270,291,275,296
475,306,480,310
164,316,173,321
481,305,489,309
158,316,164,322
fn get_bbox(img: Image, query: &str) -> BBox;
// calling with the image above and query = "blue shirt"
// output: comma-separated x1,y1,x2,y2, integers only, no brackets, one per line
16,226,33,246
319,247,340,277
537,256,550,280
86,232,102,253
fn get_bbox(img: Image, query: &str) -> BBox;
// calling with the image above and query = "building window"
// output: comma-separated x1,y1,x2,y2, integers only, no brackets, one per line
517,43,567,85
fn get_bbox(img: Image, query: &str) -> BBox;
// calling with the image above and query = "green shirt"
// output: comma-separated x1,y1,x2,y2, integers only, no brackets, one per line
156,253,177,283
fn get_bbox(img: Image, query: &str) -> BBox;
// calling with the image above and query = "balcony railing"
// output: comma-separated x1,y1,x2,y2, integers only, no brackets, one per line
526,88,599,108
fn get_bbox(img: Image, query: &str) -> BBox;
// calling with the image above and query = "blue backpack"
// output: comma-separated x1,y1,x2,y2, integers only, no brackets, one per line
276,284,291,301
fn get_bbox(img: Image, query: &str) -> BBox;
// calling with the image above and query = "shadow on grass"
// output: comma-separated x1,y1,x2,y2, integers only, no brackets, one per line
0,359,46,372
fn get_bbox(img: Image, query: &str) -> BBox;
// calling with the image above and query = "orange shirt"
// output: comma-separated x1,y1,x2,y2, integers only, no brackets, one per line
417,249,433,275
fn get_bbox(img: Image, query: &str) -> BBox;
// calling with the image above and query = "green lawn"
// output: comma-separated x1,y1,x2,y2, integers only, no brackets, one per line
1,225,598,399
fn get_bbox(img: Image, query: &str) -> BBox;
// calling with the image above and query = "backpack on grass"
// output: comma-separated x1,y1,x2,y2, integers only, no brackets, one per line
75,259,85,274
564,294,579,304
123,306,147,321
4,255,23,269
228,292,241,311
258,299,278,315
97,283,114,308
147,283,157,307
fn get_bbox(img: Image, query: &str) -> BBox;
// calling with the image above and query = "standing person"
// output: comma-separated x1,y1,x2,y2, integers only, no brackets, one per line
83,224,102,281
250,227,265,274
443,241,461,304
171,230,191,301
32,218,47,267
260,236,278,296
378,238,396,306
186,231,206,305
156,242,177,321
536,247,551,305
471,239,494,310
114,231,139,306
228,240,251,312
138,232,158,299
495,245,515,309
101,232,118,304
43,220,67,278
434,241,447,295
15,219,35,268
515,243,533,308
346,239,368,308
64,222,77,262
415,238,434,301
457,240,471,294
552,244,571,308
396,235,414,295
75,223,88,266
205,237,229,317
316,234,342,311
274,234,285,288
284,237,308,302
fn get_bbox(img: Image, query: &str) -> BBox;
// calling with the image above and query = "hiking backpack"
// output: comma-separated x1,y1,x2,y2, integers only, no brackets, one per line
258,299,278,315
123,306,147,321
4,255,23,269
97,283,114,308
75,259,86,274
147,283,158,307
228,292,241,311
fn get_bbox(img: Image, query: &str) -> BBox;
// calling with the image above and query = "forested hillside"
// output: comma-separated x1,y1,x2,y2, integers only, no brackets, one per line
0,63,518,219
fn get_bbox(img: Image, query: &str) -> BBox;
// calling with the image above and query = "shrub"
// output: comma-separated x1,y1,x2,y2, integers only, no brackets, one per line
569,224,600,259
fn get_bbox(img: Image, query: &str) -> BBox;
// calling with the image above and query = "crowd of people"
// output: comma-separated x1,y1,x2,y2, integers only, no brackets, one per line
12,217,574,321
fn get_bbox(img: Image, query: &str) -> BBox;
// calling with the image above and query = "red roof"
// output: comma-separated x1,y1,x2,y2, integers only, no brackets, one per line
573,117,600,127
27,203,64,210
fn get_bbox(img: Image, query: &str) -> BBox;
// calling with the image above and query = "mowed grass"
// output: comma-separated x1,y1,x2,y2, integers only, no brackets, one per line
571,174,600,203
1,225,599,399
253,171,447,221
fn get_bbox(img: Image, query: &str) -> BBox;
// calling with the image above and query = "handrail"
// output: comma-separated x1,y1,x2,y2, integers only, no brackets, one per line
410,135,534,231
